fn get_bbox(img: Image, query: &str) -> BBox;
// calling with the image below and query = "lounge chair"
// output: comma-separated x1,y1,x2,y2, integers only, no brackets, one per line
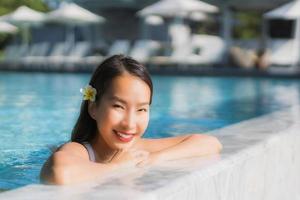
62,41,93,71
1,45,18,62
22,42,50,60
49,42,70,57
267,39,297,66
1,44,29,68
21,42,50,70
149,35,225,66
25,42,68,70
186,34,225,65
80,40,108,67
68,42,91,58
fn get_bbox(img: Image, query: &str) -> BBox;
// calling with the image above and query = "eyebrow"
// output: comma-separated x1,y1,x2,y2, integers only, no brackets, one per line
109,96,150,106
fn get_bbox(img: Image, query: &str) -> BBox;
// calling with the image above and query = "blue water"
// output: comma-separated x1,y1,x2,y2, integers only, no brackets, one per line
0,71,300,191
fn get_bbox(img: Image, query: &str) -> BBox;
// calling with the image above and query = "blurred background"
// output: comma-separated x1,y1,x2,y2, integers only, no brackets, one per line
0,0,299,74
1,0,300,192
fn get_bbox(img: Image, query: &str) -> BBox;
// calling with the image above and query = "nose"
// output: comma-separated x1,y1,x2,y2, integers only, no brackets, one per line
120,110,137,131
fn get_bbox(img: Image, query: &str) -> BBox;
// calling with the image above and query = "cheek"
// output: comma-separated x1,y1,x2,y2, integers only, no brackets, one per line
100,109,123,125
138,113,150,130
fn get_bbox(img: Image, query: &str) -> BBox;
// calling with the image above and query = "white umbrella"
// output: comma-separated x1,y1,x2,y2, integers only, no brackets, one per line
0,6,46,45
47,2,105,24
0,5,46,25
138,0,219,17
145,15,164,25
0,21,18,34
189,12,210,21
138,0,219,60
47,2,105,51
264,0,300,19
263,0,300,67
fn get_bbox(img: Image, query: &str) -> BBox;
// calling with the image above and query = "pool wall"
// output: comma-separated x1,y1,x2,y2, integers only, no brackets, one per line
154,106,300,200
0,106,300,200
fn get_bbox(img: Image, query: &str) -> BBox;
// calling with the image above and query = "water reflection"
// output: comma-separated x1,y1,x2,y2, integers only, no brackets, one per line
148,77,300,138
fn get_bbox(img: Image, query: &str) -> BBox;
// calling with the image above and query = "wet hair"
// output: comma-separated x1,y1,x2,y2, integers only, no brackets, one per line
71,55,153,143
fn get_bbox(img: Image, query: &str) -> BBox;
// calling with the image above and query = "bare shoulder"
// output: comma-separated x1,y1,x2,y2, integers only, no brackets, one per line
40,142,89,184
56,142,89,160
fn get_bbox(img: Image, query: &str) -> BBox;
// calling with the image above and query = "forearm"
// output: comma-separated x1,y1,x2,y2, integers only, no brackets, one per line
53,162,116,185
155,134,222,162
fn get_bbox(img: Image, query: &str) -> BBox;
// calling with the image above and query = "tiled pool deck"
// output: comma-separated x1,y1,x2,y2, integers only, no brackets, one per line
1,106,299,200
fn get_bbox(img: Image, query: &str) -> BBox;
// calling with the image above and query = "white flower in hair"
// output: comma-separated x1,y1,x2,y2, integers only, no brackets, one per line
80,85,97,102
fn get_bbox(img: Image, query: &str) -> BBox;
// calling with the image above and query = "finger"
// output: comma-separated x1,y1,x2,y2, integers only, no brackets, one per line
137,159,149,167
136,156,149,165
136,153,149,161
131,150,149,158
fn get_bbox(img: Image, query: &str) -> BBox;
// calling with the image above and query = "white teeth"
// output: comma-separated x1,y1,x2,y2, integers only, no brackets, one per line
116,132,133,139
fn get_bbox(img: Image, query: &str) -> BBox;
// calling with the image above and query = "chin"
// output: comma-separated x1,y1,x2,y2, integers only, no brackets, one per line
112,140,136,150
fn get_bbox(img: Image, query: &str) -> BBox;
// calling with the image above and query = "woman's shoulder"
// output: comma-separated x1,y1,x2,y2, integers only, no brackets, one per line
56,142,89,160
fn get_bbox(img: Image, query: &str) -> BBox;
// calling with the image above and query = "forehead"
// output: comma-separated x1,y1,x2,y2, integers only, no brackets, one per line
105,73,151,104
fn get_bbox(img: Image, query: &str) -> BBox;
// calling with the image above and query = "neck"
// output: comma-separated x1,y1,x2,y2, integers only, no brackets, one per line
91,133,120,163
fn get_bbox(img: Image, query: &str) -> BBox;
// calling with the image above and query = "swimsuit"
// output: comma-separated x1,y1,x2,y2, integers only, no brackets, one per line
82,142,96,162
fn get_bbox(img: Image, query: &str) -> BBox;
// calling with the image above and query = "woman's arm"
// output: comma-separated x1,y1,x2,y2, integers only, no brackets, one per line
40,142,148,185
140,134,222,164
40,149,117,185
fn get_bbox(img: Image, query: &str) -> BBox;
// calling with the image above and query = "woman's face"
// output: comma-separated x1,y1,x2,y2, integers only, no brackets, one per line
90,73,151,150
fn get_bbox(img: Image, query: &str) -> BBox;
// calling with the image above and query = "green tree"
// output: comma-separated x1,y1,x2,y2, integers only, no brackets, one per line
0,0,49,49
0,0,49,16
233,11,262,39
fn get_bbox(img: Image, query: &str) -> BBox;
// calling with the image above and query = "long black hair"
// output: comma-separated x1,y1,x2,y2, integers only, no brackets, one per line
71,55,153,143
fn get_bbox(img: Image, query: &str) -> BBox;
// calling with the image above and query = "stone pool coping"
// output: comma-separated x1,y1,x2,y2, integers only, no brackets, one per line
1,106,300,200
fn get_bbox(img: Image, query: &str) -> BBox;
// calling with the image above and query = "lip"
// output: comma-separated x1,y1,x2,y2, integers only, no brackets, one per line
113,130,135,143
116,130,136,135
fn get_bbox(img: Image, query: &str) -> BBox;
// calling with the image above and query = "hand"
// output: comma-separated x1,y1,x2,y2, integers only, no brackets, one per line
109,149,149,169
136,151,162,167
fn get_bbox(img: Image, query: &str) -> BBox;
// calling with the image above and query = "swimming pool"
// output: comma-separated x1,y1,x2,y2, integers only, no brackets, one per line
0,71,299,191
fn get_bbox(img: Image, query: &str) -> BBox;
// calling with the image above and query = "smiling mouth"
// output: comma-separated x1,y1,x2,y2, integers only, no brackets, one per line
113,130,135,142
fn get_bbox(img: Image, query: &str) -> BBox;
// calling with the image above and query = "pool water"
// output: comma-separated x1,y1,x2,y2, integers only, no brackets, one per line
0,72,299,191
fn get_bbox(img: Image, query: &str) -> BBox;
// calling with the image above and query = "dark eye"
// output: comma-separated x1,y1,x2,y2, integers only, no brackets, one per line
113,104,123,109
138,108,148,112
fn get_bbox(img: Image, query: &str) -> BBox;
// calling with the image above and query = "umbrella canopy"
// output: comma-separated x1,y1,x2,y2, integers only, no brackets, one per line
0,6,46,45
264,0,300,19
0,21,18,33
145,15,164,25
138,0,219,17
47,2,105,54
47,2,105,25
0,5,46,25
189,12,210,21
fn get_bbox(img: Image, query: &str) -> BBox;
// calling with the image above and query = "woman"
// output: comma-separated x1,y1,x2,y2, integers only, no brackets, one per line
40,55,222,185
